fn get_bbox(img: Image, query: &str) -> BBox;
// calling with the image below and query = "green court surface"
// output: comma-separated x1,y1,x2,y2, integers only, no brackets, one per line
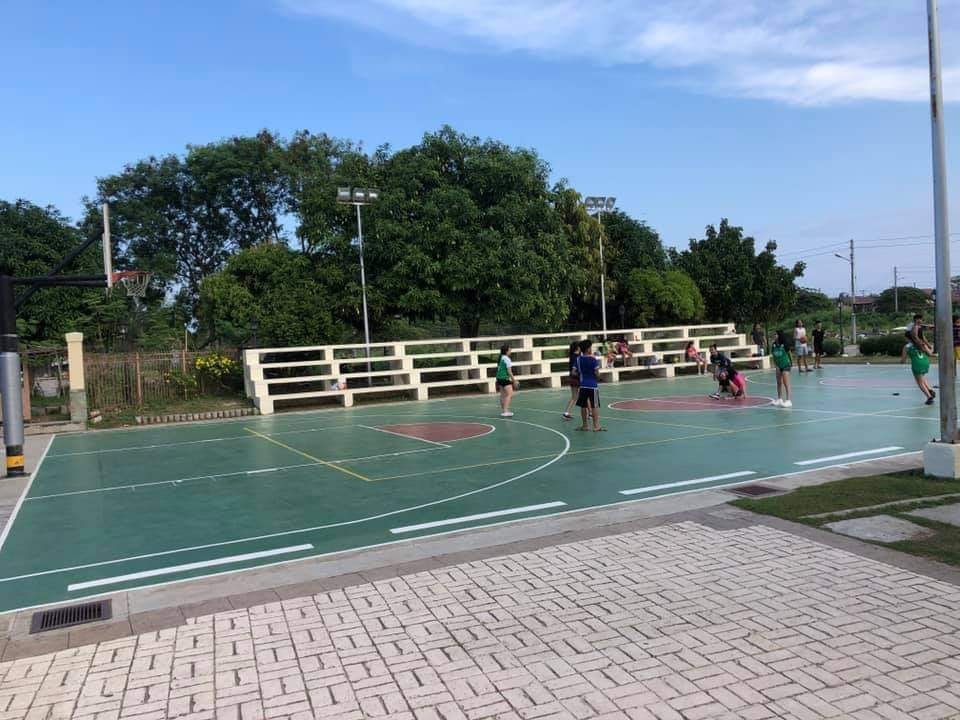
0,364,942,613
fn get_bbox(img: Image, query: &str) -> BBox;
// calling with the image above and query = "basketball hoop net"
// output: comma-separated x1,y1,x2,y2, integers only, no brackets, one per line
109,270,152,298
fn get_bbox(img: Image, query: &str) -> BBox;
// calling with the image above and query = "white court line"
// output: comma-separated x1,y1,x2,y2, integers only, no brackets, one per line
47,423,360,457
794,446,904,466
0,435,54,553
619,471,756,496
1,450,918,616
0,416,569,585
390,502,567,534
67,544,313,592
26,446,446,502
359,424,451,448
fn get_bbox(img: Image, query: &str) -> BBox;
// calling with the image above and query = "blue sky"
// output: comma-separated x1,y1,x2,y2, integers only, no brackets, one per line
2,0,960,296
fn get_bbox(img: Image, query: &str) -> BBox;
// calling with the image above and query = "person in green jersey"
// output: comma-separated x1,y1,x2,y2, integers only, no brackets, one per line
771,329,793,408
495,344,518,417
901,334,935,405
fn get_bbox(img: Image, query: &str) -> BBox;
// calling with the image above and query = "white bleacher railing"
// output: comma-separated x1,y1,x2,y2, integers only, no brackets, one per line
243,323,769,414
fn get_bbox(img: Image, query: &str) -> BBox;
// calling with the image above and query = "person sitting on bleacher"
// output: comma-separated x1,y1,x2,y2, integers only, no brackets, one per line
684,341,707,375
615,336,634,365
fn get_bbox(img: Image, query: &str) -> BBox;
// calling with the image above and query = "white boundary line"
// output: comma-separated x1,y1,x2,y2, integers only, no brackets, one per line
67,544,313,591
0,417,569,585
0,449,919,617
390,502,566,534
359,424,451,448
794,446,904,466
619,471,756,496
0,435,55,553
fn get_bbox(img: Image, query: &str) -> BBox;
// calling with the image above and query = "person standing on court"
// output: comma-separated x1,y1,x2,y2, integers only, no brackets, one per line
812,321,825,370
562,341,580,420
575,339,605,431
952,315,960,369
771,330,793,407
794,320,810,373
496,345,518,417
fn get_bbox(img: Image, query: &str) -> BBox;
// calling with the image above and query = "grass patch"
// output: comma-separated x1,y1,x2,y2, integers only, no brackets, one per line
732,469,960,566
731,470,959,519
97,396,250,428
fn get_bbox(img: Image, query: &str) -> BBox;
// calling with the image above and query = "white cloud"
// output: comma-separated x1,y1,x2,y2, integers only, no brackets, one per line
279,0,960,106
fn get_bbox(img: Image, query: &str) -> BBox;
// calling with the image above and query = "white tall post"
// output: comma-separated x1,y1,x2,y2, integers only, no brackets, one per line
928,0,956,444
849,239,857,343
598,210,607,337
894,266,899,313
356,203,372,380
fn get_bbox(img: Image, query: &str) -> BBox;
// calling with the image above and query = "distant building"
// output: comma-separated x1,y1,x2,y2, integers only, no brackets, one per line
847,295,878,313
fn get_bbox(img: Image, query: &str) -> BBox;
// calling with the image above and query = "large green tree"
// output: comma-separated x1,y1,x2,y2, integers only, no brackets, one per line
875,286,930,314
0,199,133,346
368,127,575,337
673,220,803,324
624,268,704,326
198,244,349,347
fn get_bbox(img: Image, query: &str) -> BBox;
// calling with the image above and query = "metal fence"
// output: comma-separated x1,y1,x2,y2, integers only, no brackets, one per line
85,349,241,411
22,347,70,421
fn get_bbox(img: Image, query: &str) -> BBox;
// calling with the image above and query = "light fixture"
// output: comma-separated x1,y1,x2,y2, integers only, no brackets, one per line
366,188,380,202
604,197,616,211
584,197,597,212
337,187,352,202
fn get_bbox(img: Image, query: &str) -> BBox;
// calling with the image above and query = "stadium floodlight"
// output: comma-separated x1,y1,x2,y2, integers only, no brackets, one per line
582,194,618,336
336,187,382,380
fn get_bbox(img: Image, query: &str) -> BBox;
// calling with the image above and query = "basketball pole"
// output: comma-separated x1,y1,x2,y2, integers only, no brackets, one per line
0,275,25,477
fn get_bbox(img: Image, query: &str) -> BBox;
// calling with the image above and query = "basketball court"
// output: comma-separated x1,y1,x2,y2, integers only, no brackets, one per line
0,364,940,613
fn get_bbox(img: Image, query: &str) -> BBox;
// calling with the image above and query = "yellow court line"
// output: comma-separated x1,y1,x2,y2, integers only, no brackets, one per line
243,427,371,482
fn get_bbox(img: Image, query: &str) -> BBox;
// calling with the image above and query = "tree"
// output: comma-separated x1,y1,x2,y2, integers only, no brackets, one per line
91,131,293,310
876,286,930,314
623,268,704,326
793,287,834,315
369,127,575,337
750,241,805,334
0,199,131,345
673,220,802,325
198,244,348,347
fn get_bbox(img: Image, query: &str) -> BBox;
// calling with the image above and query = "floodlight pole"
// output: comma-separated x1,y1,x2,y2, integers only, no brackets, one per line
927,0,956,443
355,203,372,379
597,209,607,337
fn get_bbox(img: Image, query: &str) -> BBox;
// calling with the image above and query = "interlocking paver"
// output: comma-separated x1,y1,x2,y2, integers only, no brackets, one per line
3,523,960,719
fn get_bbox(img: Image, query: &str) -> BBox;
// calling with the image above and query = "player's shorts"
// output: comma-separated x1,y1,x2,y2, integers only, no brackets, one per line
814,344,824,356
796,343,809,356
495,378,513,389
576,387,599,408
908,348,930,376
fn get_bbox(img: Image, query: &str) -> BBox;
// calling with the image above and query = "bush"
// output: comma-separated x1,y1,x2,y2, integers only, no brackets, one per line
822,337,841,356
859,334,906,356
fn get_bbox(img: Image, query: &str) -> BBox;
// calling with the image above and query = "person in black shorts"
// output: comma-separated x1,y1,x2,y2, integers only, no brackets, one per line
575,339,605,431
812,321,825,370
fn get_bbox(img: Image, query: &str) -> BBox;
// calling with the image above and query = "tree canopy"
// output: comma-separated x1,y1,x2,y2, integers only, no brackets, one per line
3,127,809,348
875,286,930,314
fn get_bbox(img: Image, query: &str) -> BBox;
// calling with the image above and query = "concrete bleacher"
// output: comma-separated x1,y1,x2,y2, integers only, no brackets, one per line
243,323,769,414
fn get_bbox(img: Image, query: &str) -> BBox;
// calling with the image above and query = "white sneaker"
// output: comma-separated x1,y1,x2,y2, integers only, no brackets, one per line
501,411,514,417
772,398,782,407
782,400,793,408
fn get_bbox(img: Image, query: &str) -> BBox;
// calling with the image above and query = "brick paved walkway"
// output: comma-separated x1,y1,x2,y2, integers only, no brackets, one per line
3,522,960,720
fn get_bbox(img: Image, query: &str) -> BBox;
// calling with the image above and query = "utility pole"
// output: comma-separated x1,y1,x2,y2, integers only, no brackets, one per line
894,266,899,313
927,0,956,445
849,239,857,342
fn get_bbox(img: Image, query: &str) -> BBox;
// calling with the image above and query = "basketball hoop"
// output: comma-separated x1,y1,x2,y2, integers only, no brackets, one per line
109,270,151,298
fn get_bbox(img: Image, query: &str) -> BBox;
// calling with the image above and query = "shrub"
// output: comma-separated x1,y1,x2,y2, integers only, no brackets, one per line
859,334,906,356
822,338,841,356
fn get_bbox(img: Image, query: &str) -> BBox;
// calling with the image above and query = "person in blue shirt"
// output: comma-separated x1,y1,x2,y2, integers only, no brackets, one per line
575,340,605,431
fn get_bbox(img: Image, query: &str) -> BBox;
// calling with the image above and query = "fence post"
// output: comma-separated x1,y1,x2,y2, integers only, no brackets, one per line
135,352,143,406
65,332,87,424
